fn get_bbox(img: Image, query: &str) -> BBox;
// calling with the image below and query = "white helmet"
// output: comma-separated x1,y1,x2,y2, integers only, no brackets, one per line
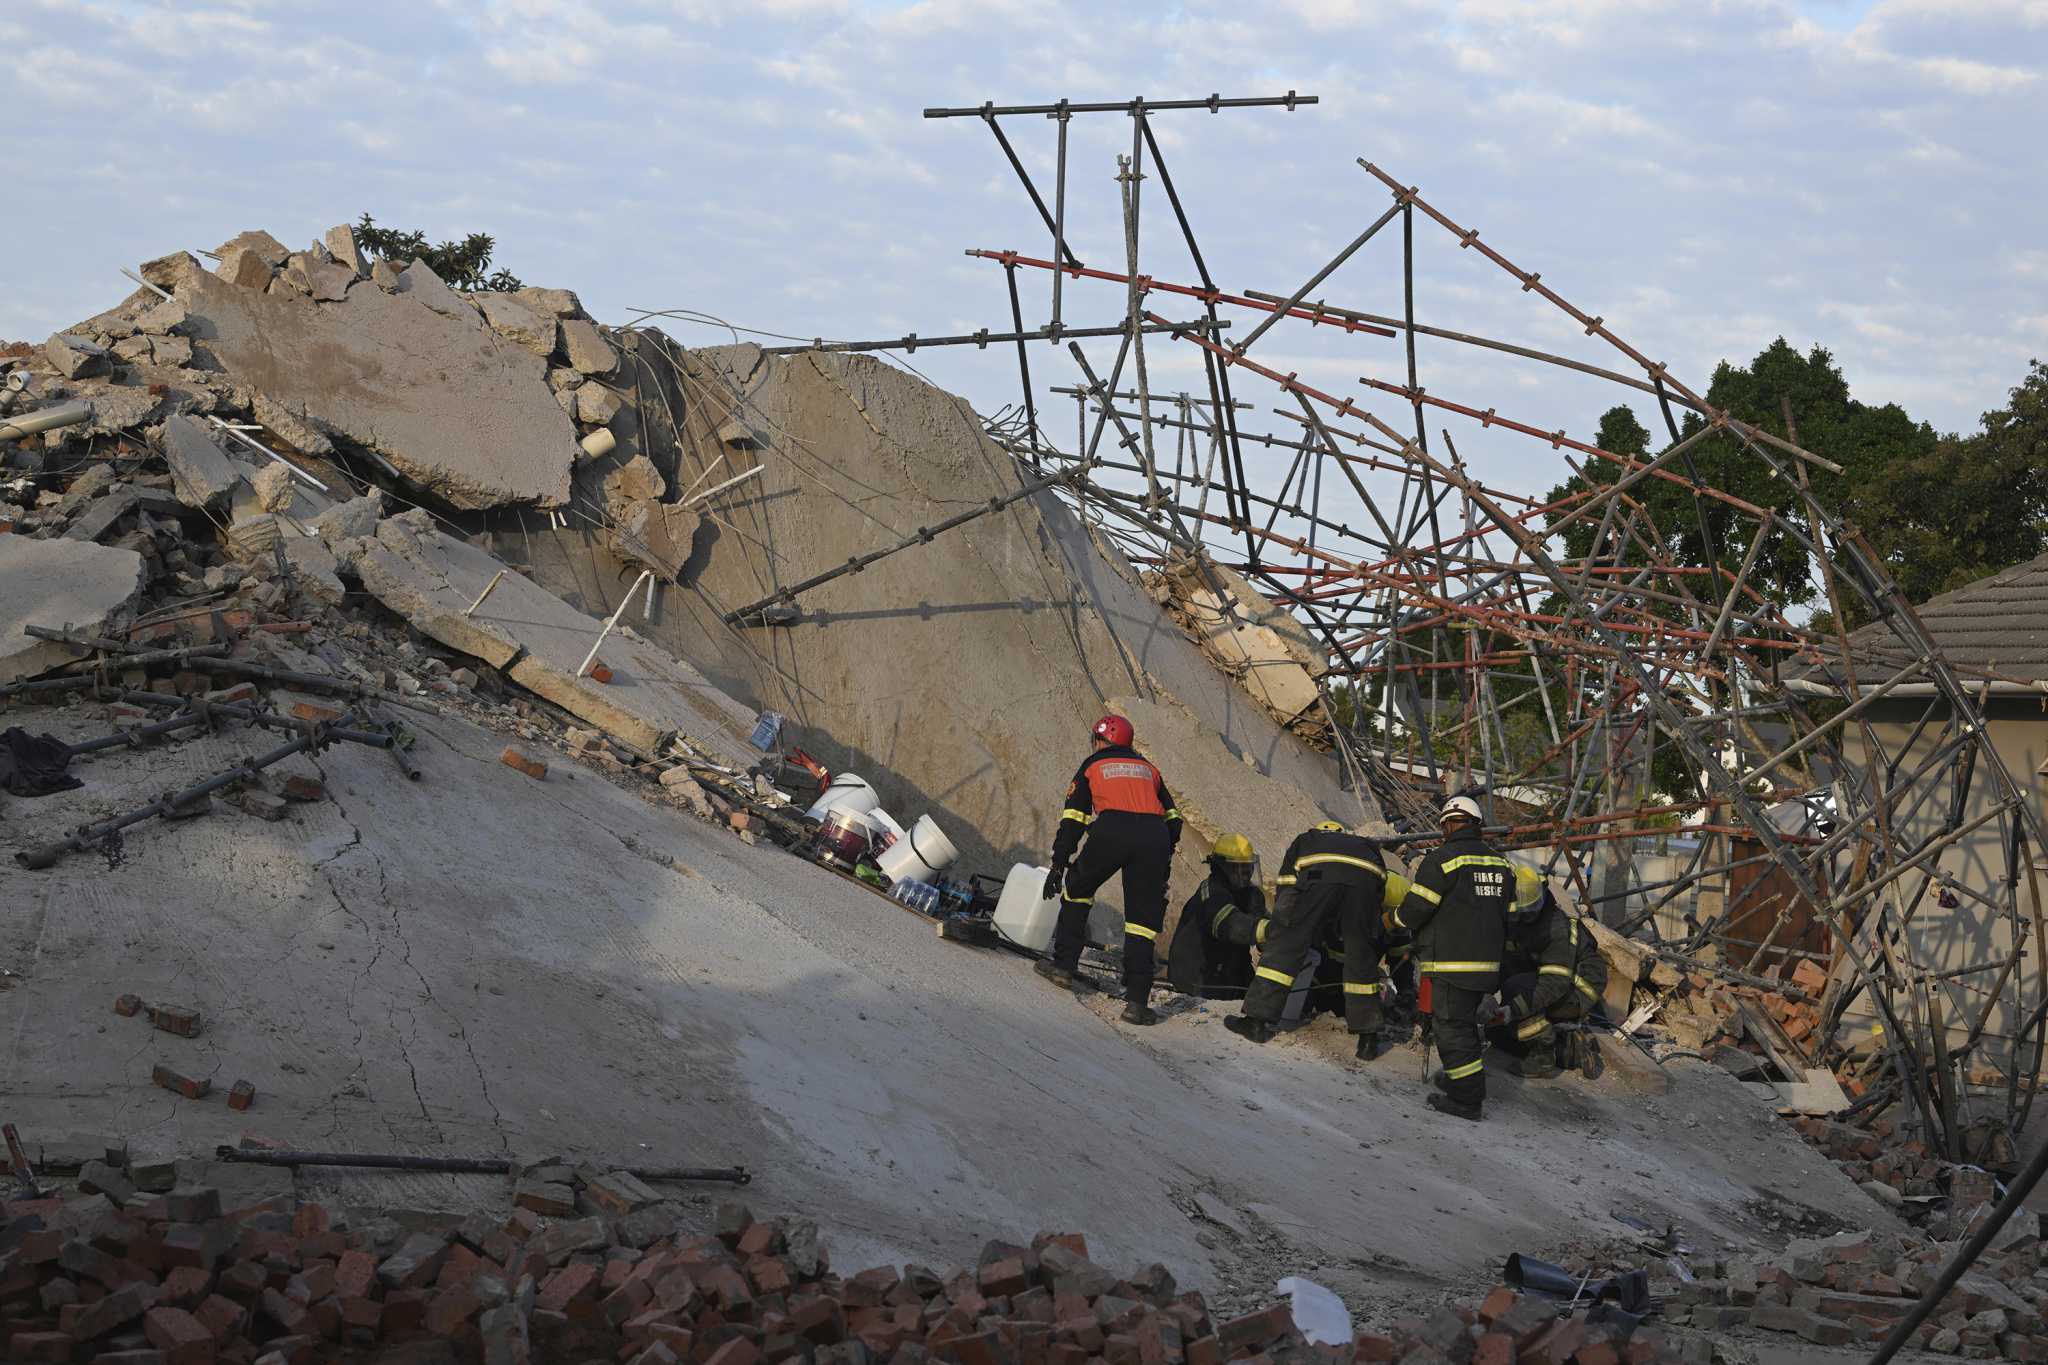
1440,794,1483,825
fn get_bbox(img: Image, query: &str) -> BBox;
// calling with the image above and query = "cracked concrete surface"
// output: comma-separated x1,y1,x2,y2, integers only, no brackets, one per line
0,698,1897,1324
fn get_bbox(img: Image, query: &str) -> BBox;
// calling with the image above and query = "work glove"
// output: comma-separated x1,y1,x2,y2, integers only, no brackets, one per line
1043,865,1065,901
1479,998,1508,1028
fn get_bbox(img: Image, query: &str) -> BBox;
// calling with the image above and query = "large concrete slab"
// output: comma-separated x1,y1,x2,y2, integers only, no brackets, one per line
0,536,145,684
179,271,575,509
510,344,1376,929
355,511,755,759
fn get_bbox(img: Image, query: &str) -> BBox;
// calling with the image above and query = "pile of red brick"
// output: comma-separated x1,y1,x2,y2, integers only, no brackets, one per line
1666,1224,2048,1357
1,1173,1706,1365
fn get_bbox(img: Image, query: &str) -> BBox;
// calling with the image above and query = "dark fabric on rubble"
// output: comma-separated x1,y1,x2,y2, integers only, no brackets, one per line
0,727,81,797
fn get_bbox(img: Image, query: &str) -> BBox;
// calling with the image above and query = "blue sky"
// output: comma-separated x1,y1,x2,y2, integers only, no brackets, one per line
8,0,2045,511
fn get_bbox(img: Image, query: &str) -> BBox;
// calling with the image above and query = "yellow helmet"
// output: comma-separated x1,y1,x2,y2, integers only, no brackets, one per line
1313,820,1345,833
1513,865,1547,912
1211,833,1256,864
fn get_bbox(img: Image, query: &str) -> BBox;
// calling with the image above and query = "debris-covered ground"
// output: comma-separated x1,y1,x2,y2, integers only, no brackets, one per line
0,224,2032,1364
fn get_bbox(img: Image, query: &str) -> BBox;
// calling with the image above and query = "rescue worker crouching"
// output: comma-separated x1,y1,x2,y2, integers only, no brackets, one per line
1223,821,1391,1059
1487,866,1609,1080
1036,714,1181,1025
1165,834,1267,999
1395,795,1513,1121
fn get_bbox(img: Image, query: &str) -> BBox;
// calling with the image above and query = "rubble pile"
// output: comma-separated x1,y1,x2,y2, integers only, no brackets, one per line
1665,1222,2048,1357
0,1163,1695,1365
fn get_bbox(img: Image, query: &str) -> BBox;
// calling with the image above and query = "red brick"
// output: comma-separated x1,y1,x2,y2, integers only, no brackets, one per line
192,1294,245,1341
290,702,343,724
602,1278,654,1327
338,1296,382,1334
115,993,144,1017
226,1080,255,1112
259,1286,307,1333
537,1262,601,1312
145,1305,216,1365
705,1338,762,1365
329,1250,376,1303
161,1266,212,1306
424,1282,481,1336
9,1332,74,1363
382,1289,430,1335
980,1258,1030,1298
1476,1287,1516,1324
736,1223,780,1259
151,1064,211,1101
1351,1334,1396,1363
148,1004,204,1038
1473,1334,1515,1365
500,747,547,779
279,775,325,802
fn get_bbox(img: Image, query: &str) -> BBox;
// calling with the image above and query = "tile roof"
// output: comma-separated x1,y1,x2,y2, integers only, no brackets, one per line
1813,551,2048,684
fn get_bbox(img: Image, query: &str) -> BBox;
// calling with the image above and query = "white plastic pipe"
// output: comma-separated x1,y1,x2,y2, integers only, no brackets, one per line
577,568,654,678
0,400,91,443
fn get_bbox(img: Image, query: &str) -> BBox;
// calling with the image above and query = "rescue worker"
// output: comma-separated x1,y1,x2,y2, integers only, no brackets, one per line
1037,714,1182,1025
1394,795,1513,1121
1223,821,1392,1060
1490,866,1608,1079
1166,834,1267,999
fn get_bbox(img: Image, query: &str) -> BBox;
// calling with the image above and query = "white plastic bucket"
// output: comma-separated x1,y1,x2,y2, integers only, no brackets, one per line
805,772,879,823
993,862,1061,952
876,814,958,884
867,807,907,851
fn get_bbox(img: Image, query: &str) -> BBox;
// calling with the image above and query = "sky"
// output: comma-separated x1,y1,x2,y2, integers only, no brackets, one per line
7,0,2046,517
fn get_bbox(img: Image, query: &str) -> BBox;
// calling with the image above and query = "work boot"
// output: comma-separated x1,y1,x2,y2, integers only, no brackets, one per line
1427,1092,1483,1122
1224,1014,1276,1045
1508,1046,1560,1080
1120,1003,1160,1026
1430,1069,1453,1095
1033,959,1076,991
1354,1032,1385,1062
1578,1034,1605,1080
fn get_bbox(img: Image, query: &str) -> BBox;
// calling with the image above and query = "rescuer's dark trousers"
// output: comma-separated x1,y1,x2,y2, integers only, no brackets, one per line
1498,969,1592,1070
1431,976,1497,1109
1052,815,1174,1004
1242,882,1382,1033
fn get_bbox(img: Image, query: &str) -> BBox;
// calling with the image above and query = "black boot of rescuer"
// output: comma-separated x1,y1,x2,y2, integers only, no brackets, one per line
1225,1014,1276,1044
1427,1091,1483,1122
1120,1003,1160,1026
1033,959,1075,991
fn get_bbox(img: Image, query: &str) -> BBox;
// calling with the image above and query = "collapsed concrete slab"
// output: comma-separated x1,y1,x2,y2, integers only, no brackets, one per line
505,344,1376,919
356,512,755,759
0,536,146,684
178,271,575,509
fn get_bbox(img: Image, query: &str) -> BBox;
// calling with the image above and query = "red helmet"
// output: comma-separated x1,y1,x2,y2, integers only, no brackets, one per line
1091,714,1134,746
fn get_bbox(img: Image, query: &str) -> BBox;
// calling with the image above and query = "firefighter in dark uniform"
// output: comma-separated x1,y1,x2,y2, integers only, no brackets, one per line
1037,714,1182,1025
1223,821,1392,1060
1491,866,1608,1079
1166,834,1266,999
1394,795,1513,1120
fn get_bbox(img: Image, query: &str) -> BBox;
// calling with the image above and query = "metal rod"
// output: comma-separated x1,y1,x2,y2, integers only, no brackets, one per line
926,93,1315,118
761,319,1226,355
211,1146,751,1185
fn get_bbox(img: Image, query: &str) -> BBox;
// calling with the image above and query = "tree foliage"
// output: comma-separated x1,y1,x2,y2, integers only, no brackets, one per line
353,214,523,292
1544,342,2048,632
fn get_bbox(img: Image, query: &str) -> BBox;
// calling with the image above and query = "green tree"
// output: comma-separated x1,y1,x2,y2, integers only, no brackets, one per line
353,214,523,292
1843,359,2048,611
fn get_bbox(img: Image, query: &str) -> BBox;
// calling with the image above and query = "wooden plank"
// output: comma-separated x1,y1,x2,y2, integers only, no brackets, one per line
1734,999,1808,1080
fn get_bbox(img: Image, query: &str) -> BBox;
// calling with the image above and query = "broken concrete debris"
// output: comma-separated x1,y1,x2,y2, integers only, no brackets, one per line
0,538,145,684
